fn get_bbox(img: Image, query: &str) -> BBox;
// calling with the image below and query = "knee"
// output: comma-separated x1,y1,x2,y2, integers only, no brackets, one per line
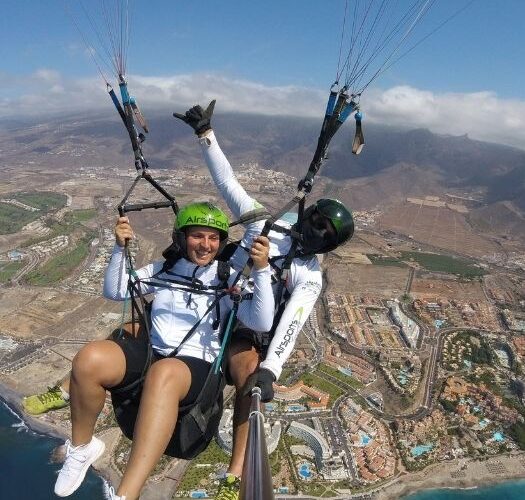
72,341,110,381
229,352,259,389
144,360,183,394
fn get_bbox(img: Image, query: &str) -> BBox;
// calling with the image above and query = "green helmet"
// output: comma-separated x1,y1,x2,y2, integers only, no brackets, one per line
305,198,354,248
175,202,229,240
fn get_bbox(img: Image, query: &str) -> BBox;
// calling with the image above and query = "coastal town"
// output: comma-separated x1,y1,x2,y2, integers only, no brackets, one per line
1,156,525,500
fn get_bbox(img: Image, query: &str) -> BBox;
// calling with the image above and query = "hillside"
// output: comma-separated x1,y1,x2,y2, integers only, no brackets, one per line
1,111,524,220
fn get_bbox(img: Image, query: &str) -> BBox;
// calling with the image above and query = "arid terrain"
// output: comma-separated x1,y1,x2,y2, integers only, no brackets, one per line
1,115,525,499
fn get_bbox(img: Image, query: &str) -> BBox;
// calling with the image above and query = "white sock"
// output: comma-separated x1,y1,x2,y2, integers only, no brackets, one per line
60,386,70,401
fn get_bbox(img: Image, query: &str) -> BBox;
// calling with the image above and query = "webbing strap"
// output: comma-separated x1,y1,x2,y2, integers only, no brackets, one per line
229,208,272,228
214,300,239,374
166,292,227,358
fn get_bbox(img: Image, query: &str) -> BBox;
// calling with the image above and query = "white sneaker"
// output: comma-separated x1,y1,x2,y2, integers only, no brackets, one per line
107,486,126,500
54,436,105,497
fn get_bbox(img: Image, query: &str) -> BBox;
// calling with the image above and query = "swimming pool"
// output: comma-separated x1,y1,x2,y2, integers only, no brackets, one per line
493,431,504,442
398,372,408,386
478,418,490,429
298,463,312,479
190,491,208,499
358,431,372,446
286,404,306,412
411,443,433,457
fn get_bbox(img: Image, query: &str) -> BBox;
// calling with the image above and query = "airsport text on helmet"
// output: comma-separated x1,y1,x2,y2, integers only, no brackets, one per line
182,215,229,232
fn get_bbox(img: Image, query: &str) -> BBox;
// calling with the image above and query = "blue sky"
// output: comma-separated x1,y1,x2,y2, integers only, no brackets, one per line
1,1,525,148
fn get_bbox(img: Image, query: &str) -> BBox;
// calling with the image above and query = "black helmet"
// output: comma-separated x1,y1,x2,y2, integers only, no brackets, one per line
302,198,354,253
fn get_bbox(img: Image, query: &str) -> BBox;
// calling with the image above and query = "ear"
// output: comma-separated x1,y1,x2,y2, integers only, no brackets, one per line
161,230,187,260
161,241,181,261
175,229,187,254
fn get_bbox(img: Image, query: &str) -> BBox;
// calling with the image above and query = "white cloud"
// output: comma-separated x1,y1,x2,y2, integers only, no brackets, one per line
362,86,525,149
1,70,525,150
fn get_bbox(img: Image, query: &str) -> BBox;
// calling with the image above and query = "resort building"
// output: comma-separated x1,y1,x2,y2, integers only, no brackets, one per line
287,421,331,470
217,409,281,455
274,381,330,410
387,300,420,347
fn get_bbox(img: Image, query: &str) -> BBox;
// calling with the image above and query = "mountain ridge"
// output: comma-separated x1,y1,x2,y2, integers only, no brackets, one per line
1,111,524,215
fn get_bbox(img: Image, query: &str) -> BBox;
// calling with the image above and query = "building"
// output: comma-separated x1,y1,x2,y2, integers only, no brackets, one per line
287,421,331,470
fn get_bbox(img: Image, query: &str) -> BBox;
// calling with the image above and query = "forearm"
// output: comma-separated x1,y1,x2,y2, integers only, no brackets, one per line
103,246,155,300
237,265,274,332
260,287,321,380
103,245,130,300
199,130,263,218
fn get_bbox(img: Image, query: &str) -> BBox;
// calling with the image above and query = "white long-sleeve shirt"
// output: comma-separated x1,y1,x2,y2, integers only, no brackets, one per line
199,131,323,380
104,245,274,362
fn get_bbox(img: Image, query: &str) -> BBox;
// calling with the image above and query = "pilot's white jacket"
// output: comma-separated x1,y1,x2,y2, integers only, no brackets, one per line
199,130,323,380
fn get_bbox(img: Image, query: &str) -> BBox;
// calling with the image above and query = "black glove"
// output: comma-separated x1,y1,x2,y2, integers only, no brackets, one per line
173,100,216,135
242,368,276,403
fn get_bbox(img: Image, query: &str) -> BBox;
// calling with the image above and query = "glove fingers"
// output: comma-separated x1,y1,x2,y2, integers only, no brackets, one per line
261,392,273,403
241,373,257,397
173,112,187,121
187,109,202,121
206,100,216,116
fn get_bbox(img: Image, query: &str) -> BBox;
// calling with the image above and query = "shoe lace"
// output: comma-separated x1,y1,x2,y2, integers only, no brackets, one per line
217,476,240,499
38,386,62,404
107,486,126,500
61,440,88,475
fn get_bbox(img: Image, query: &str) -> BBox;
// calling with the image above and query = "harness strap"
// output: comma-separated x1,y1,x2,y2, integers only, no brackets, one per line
229,207,272,227
166,292,227,358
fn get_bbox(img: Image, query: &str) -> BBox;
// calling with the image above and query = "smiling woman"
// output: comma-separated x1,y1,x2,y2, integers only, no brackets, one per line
51,200,275,500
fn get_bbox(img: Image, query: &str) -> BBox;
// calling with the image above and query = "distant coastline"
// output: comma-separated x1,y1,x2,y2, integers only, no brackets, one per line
377,454,525,499
402,479,525,499
0,380,67,441
2,379,525,499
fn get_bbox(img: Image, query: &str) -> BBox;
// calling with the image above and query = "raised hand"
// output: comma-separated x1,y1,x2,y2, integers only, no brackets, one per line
173,100,216,136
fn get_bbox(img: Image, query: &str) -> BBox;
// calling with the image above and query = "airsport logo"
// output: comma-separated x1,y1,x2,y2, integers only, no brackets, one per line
274,307,304,358
183,215,228,231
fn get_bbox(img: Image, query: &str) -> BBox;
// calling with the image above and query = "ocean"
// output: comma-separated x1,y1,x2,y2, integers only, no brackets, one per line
0,399,107,500
402,480,525,499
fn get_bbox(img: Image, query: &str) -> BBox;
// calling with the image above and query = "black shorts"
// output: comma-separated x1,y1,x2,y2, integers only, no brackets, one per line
108,327,212,407
224,324,273,385
233,324,272,355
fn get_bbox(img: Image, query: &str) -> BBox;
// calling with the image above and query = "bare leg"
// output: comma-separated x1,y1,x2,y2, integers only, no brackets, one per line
62,322,140,398
227,339,260,477
70,340,126,446
116,358,192,500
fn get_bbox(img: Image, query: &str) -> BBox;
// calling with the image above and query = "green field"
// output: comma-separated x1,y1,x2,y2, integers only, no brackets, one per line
177,439,229,492
400,251,485,277
0,260,24,283
24,231,95,286
0,203,38,234
367,254,408,267
0,192,68,235
318,363,364,389
21,209,98,248
301,371,346,406
15,192,67,210
63,209,97,224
